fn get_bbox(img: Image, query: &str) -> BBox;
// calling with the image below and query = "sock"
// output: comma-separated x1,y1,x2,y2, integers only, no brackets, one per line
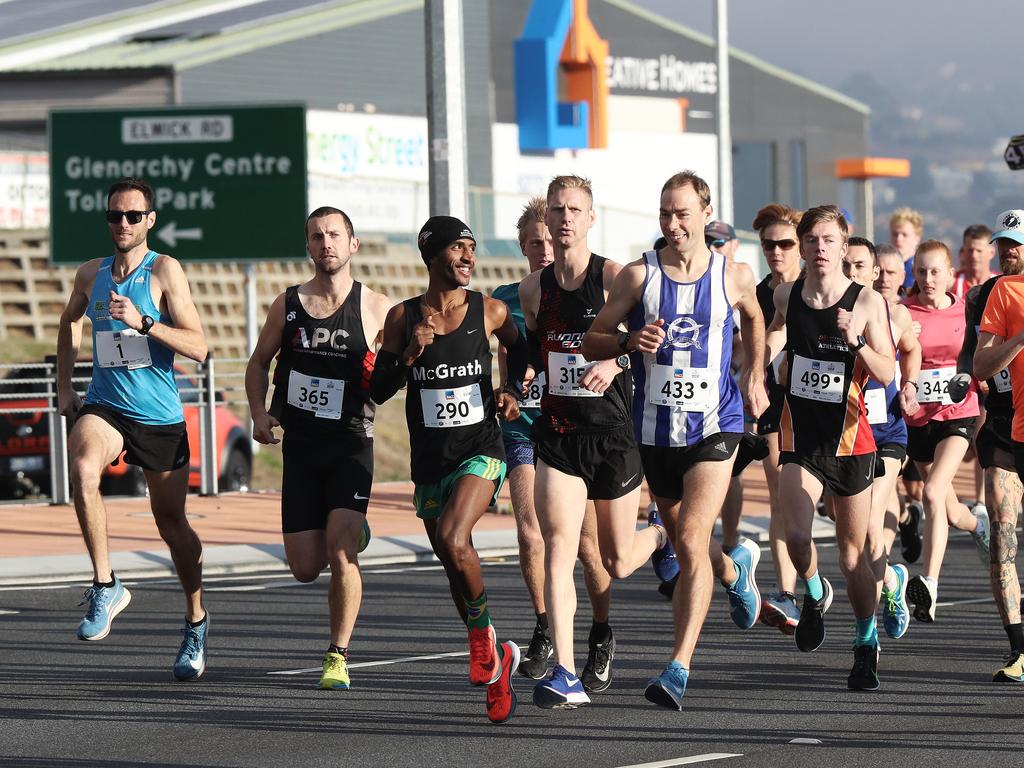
536,612,549,632
881,565,898,594
328,644,349,658
1006,623,1024,654
94,574,115,588
589,620,611,646
187,613,207,629
855,616,878,646
923,576,938,589
804,572,824,601
465,592,491,630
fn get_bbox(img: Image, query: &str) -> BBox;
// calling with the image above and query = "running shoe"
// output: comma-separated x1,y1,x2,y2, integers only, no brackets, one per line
358,519,371,554
899,501,923,564
795,577,833,652
881,563,910,639
993,651,1024,683
847,643,880,691
468,624,502,686
906,575,937,622
760,591,800,635
518,621,552,680
319,650,350,690
644,661,689,711
487,640,520,723
657,574,678,599
77,575,131,641
648,505,679,583
533,664,590,709
723,539,761,630
970,504,991,565
581,629,615,692
173,614,209,681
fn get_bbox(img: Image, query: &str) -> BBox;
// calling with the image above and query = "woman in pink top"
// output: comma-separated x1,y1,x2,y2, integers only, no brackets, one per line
902,240,990,623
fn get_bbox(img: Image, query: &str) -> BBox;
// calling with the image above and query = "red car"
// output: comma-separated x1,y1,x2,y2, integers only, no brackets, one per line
0,361,251,499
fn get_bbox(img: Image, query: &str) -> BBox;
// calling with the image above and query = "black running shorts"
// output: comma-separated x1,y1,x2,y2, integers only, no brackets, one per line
640,433,742,501
78,403,188,473
281,432,373,533
976,411,1016,472
875,442,907,476
535,426,642,501
779,451,875,497
906,417,976,464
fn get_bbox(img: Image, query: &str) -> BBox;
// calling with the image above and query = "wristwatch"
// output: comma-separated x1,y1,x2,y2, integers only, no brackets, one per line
616,330,631,353
615,354,630,370
139,315,155,335
849,334,867,353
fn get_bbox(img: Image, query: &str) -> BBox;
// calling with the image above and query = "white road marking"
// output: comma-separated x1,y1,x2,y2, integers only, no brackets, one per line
788,738,822,745
614,754,742,768
0,609,20,614
937,597,995,607
268,649,469,675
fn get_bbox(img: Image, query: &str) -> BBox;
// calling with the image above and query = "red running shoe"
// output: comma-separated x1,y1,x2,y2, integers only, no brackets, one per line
468,625,502,686
486,641,520,723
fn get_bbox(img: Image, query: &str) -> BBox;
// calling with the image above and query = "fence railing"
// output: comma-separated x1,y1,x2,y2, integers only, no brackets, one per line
0,357,253,504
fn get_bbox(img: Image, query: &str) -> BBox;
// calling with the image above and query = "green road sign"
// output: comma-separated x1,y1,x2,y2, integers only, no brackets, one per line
49,104,307,264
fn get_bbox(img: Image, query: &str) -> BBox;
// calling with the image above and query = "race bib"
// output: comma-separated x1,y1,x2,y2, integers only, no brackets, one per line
520,371,546,409
648,364,713,410
994,368,1012,393
918,366,956,404
548,351,601,398
287,370,344,419
864,387,888,425
790,355,845,404
95,330,152,370
420,383,485,428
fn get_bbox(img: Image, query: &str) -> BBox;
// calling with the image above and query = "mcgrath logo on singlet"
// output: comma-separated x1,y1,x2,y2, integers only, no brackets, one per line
664,316,702,350
411,360,483,381
291,326,350,350
546,331,585,350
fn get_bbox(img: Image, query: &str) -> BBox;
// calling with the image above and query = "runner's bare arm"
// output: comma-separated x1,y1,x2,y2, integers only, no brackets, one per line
846,289,895,385
975,331,1024,381
141,255,208,362
56,259,102,417
580,260,647,360
892,303,921,415
484,297,523,421
763,282,792,369
245,293,286,444
364,288,394,352
730,262,768,417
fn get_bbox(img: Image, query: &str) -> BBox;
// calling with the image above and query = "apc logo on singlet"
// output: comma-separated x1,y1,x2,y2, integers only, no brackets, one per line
291,326,350,350
664,316,702,350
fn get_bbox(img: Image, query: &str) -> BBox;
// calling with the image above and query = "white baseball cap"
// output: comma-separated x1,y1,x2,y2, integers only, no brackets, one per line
991,209,1024,245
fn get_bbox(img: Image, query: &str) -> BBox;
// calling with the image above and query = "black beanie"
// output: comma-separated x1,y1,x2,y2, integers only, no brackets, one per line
417,216,476,266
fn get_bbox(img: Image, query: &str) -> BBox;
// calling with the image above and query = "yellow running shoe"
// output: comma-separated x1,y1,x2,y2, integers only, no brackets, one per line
319,651,350,689
993,652,1024,683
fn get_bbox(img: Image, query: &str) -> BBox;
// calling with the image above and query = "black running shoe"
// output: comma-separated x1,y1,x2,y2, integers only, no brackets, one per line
847,643,880,691
657,573,678,599
795,577,833,652
581,630,615,692
518,622,552,680
899,502,923,564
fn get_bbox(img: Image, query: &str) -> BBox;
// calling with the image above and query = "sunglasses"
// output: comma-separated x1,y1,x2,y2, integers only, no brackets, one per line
707,238,728,248
761,238,797,251
105,210,151,224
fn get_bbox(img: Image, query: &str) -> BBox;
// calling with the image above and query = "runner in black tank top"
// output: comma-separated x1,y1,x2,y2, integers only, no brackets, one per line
246,206,392,692
370,215,524,723
403,291,504,483
270,283,376,438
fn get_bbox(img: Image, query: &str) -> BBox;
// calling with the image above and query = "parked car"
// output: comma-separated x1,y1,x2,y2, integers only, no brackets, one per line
0,361,252,499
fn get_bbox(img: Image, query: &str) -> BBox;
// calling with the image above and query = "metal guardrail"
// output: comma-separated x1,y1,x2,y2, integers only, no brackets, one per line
0,357,255,504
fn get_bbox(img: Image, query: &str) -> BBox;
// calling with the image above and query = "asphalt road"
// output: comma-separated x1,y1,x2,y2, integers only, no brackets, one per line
1,533,1022,768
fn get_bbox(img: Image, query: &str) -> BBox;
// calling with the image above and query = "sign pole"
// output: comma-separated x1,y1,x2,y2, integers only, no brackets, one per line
245,262,259,456
424,0,469,219
714,0,733,224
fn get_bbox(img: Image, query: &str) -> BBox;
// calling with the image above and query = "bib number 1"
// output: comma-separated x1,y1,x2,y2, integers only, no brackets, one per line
95,330,152,370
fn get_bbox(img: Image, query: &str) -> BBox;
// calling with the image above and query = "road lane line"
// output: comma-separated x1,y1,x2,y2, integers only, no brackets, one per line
614,754,742,768
268,650,470,675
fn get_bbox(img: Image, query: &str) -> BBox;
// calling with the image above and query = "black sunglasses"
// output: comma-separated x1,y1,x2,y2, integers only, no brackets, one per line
105,210,151,224
761,238,797,251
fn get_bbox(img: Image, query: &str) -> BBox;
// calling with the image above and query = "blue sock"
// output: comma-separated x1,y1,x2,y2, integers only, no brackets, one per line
804,572,824,601
855,616,878,646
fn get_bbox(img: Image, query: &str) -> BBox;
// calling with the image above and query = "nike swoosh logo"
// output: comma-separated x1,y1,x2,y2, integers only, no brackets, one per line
593,666,610,681
466,329,478,334
621,473,638,487
189,654,204,670
353,493,370,500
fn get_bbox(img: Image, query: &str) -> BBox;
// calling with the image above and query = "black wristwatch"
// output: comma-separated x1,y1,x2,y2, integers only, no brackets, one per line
616,330,631,353
139,315,155,335
615,354,630,370
849,334,867,354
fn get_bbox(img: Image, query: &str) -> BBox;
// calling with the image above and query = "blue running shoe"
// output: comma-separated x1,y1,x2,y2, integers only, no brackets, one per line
77,575,131,641
882,563,910,639
533,664,590,709
648,505,679,583
358,519,371,554
644,661,689,711
724,538,761,629
173,614,209,681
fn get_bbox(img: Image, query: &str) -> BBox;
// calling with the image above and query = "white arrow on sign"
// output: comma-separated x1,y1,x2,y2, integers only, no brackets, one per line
156,222,202,247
